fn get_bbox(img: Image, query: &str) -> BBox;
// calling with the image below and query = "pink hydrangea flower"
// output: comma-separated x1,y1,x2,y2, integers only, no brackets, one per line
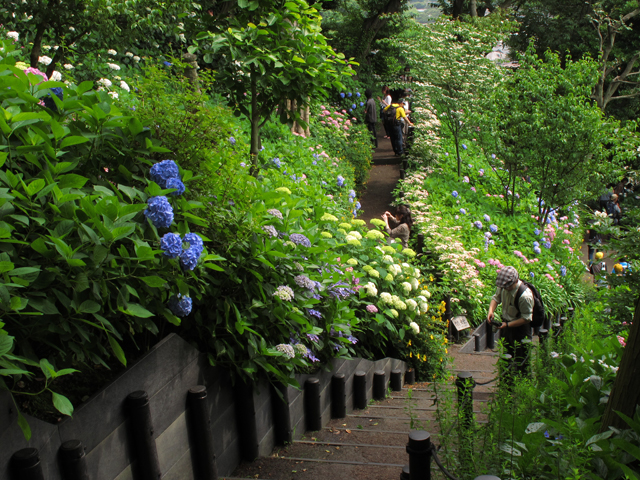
366,305,378,313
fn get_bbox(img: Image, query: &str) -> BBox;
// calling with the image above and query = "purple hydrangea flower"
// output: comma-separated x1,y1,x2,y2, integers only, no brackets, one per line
355,201,361,210
483,214,490,222
160,233,182,258
452,191,459,198
145,196,173,228
290,233,311,247
307,333,320,343
491,154,496,159
308,309,322,318
351,104,356,109
543,241,551,249
359,102,364,107
474,221,483,229
534,228,541,236
168,294,192,317
348,189,356,199
150,160,180,188
229,136,236,145
561,266,567,277
263,225,278,238
460,208,466,215
534,246,542,255
272,157,281,168
490,224,498,233
356,92,361,97
163,61,172,67
347,335,358,344
166,177,185,196
337,175,345,187
347,92,352,97
533,241,539,247
180,247,201,271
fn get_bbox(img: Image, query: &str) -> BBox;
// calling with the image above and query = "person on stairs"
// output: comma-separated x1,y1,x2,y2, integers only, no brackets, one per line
382,205,413,248
377,86,392,139
486,266,533,376
364,89,378,148
383,95,413,157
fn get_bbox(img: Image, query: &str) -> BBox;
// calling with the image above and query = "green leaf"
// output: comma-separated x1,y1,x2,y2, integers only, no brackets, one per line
28,298,60,315
0,261,15,273
585,430,613,446
17,412,32,441
123,303,154,318
139,276,167,288
25,178,45,196
10,297,28,311
108,336,127,366
111,225,135,242
57,174,88,190
39,358,56,379
0,334,14,356
51,392,74,416
60,136,89,149
78,300,101,314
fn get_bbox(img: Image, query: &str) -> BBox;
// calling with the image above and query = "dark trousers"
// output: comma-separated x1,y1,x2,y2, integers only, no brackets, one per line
366,121,378,147
501,323,530,376
390,124,403,155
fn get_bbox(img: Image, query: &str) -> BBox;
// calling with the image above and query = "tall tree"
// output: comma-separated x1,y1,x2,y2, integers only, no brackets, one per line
198,0,353,172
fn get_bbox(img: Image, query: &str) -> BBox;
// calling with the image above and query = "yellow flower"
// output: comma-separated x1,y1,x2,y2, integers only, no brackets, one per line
430,335,434,340
407,340,412,346
439,358,443,362
409,352,413,358
445,348,448,354
444,338,448,344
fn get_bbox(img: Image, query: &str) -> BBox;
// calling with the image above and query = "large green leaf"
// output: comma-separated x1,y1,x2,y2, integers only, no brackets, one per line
52,392,74,416
123,303,154,318
139,276,167,288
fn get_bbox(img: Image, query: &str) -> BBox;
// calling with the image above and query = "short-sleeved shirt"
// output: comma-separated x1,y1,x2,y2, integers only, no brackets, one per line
491,280,534,323
365,98,377,123
383,104,407,121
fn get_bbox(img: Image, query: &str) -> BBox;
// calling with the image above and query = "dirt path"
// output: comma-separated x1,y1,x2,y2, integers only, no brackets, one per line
358,129,401,228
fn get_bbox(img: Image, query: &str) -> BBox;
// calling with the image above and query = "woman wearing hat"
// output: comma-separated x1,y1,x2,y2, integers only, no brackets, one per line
486,266,534,375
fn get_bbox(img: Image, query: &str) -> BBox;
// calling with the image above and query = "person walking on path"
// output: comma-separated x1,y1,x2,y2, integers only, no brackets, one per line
364,89,378,148
383,96,413,156
381,205,413,248
486,266,533,375
377,86,392,139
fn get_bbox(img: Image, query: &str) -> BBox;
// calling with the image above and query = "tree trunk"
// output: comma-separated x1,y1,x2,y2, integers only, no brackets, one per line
287,99,310,137
30,23,48,68
452,0,465,19
470,0,478,17
358,0,404,64
600,296,640,431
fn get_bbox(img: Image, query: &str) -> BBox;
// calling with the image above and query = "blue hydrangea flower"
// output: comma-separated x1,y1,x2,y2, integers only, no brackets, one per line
168,294,192,317
355,201,361,210
337,175,345,187
561,266,567,277
359,102,364,107
163,61,172,67
272,157,281,168
462,144,467,150
308,309,322,319
485,231,492,238
530,272,535,278
340,92,345,98
150,160,180,188
347,92,352,97
534,246,542,255
491,154,496,159
356,92,361,97
145,196,174,228
543,241,551,249
184,233,203,254
483,214,490,222
452,191,458,198
229,136,236,145
533,241,539,247
166,177,185,196
490,224,498,233
290,233,311,247
351,104,356,109
474,221,483,229
534,228,541,236
180,246,201,271
160,233,182,258
347,335,358,344
460,208,466,215
348,189,356,199
43,87,64,110
479,169,484,175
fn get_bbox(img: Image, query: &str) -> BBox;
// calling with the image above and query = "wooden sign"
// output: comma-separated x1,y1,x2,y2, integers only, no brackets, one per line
451,316,470,331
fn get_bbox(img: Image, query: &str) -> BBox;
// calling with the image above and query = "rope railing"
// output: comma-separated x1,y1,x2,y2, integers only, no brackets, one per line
431,444,461,480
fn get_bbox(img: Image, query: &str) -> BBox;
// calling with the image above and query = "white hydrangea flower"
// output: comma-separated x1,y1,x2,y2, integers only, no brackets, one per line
126,52,134,57
38,56,52,65
394,300,407,310
384,273,393,281
410,278,419,291
107,63,121,71
294,344,307,356
364,282,378,297
424,290,431,298
380,292,393,304
63,63,74,70
133,56,141,62
389,264,402,276
69,26,75,31
108,91,119,99
6,31,19,41
401,282,412,294
417,296,427,303
390,309,399,318
108,49,117,55
409,322,420,334
406,299,418,311
276,344,295,359
50,71,62,81
348,231,362,240
97,78,112,88
382,255,394,264
419,303,429,314
119,80,130,92
347,258,358,266
42,45,51,51
179,33,186,42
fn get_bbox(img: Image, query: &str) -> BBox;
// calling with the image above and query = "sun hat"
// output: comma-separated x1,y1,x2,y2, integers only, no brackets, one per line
495,266,519,288
614,263,624,273
611,194,618,200
595,252,603,260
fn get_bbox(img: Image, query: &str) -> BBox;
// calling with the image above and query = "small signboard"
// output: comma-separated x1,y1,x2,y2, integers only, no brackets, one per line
451,316,470,331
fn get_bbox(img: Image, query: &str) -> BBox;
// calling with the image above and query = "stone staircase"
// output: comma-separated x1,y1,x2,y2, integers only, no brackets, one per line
226,352,498,480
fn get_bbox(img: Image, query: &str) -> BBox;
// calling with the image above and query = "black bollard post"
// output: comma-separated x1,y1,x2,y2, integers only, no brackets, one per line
126,391,161,480
405,368,415,385
10,448,44,480
474,333,481,352
59,440,89,480
390,369,403,391
187,386,218,480
400,169,406,180
445,296,453,342
406,431,432,480
400,464,411,480
417,233,424,255
538,328,548,345
271,382,293,445
305,378,322,431
354,371,367,410
403,159,408,171
331,374,346,419
543,313,551,331
373,370,387,400
474,476,501,480
456,372,475,428
521,338,533,376
486,320,495,350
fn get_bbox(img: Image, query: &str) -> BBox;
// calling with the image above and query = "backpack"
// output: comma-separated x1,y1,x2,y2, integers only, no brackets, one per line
383,105,399,128
514,281,546,329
